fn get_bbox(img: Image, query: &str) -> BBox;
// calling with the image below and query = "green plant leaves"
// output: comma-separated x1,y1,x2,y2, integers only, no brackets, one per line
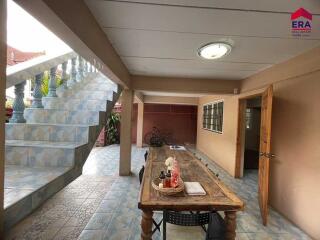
106,112,120,145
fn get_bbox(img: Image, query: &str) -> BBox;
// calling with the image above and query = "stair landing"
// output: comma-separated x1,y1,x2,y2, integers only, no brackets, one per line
4,165,80,229
5,165,70,208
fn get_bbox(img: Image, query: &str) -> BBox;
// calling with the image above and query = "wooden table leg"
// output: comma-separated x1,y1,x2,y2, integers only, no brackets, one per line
141,210,153,240
224,211,237,240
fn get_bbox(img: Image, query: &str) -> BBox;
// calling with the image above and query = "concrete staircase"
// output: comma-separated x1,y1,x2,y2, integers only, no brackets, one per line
5,72,121,229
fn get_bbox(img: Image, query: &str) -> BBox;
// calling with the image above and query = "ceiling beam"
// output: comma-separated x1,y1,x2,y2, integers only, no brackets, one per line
134,91,144,103
15,0,131,88
144,95,198,106
132,75,240,95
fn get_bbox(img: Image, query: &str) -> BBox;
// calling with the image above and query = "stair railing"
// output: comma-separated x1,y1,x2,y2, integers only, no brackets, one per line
6,51,98,123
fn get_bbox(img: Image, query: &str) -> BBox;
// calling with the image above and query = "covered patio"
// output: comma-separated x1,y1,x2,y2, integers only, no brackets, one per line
5,145,310,240
0,0,319,239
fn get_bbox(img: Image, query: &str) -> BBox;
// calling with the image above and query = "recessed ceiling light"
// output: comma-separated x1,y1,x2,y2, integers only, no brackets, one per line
198,42,232,60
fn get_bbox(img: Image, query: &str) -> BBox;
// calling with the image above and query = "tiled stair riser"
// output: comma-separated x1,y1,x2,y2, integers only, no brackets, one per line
6,123,94,143
56,77,117,98
90,82,117,91
61,89,114,100
57,76,117,94
92,75,118,85
42,98,108,111
85,83,118,92
5,145,83,167
24,109,105,125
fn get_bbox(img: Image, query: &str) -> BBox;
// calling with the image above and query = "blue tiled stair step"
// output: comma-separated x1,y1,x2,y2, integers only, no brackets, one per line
56,79,116,98
61,89,114,100
85,83,118,92
5,123,98,143
24,108,105,125
42,97,110,111
5,140,88,167
92,75,117,84
63,77,116,89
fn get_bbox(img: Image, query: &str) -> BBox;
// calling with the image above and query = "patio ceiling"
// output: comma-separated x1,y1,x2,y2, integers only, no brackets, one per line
85,0,320,80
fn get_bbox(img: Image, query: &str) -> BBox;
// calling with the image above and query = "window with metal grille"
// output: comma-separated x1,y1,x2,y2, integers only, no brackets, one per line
202,101,224,133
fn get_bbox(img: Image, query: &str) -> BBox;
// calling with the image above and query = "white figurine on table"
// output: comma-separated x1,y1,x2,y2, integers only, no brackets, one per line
165,156,175,171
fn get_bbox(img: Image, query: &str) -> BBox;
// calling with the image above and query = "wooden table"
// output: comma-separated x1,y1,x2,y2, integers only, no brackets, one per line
138,146,244,240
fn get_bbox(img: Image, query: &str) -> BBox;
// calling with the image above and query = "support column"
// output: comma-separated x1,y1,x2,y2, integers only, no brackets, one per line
120,89,133,176
136,102,144,148
0,0,6,235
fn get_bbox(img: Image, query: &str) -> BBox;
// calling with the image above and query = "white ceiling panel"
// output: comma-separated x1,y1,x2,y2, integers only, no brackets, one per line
100,0,320,14
85,0,320,79
106,28,320,63
86,1,320,39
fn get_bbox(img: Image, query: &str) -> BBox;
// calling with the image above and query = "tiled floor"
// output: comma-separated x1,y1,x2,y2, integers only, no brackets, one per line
5,145,311,240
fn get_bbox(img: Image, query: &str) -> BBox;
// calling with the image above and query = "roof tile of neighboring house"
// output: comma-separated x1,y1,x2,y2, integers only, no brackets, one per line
7,46,45,66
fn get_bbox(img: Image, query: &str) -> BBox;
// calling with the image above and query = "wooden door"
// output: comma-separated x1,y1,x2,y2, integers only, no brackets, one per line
258,85,273,226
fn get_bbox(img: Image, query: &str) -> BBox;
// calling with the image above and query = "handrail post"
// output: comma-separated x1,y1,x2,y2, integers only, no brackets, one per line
69,57,77,87
47,66,58,97
61,61,68,89
95,62,100,73
83,59,87,77
10,81,26,123
87,62,91,73
90,62,94,72
31,72,44,108
77,56,84,82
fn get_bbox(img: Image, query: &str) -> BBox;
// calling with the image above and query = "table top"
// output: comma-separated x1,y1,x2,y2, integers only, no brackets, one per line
138,146,244,211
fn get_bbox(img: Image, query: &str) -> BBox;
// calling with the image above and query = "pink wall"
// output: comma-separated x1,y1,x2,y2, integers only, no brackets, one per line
197,47,320,239
132,103,197,145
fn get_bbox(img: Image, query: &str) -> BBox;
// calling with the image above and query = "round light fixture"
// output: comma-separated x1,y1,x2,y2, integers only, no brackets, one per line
198,42,232,60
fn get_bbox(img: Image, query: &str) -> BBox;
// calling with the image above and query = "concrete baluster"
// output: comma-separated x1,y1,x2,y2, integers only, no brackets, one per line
31,73,44,108
61,61,68,89
69,57,77,87
83,59,87,77
47,66,58,97
77,56,84,82
87,62,91,73
90,62,94,72
10,81,26,123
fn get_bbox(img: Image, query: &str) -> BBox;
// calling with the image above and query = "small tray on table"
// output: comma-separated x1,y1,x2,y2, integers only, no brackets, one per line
151,178,184,196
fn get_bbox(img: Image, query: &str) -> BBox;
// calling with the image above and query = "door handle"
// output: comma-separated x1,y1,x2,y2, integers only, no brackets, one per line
259,152,276,158
266,153,276,158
